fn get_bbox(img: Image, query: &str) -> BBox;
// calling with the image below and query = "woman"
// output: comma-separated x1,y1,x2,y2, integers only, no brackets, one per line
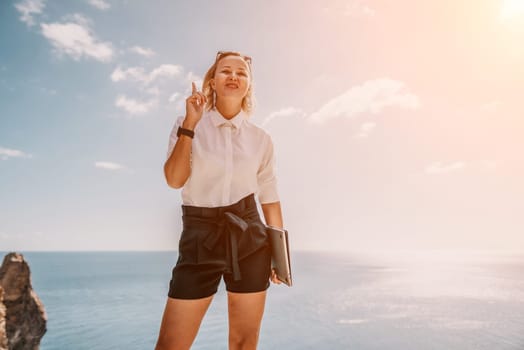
155,51,284,350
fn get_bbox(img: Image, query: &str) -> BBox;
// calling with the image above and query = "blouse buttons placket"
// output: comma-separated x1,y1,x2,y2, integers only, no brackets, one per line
222,123,234,204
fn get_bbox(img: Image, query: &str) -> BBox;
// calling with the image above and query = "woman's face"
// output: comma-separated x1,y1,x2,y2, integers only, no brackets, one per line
211,56,251,101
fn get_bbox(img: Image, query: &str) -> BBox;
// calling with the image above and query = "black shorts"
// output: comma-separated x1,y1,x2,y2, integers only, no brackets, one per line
168,193,272,299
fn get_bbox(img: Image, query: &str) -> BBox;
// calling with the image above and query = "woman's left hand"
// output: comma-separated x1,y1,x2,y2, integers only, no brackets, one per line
270,268,282,284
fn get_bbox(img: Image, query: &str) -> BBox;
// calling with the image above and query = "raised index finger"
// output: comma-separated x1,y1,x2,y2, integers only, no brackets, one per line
191,81,197,94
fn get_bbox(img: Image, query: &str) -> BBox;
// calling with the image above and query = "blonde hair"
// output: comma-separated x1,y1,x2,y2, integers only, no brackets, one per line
202,51,255,116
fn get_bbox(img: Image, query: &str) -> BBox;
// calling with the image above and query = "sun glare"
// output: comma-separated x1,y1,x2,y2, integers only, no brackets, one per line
500,0,524,20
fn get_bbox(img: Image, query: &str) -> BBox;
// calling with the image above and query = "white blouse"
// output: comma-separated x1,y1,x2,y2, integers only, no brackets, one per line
166,107,280,207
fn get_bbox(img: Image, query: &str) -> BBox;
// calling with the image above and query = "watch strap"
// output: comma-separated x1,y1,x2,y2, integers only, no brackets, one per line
177,126,195,139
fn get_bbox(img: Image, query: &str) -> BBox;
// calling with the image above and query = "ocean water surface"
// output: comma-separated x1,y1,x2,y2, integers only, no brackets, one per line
3,250,524,350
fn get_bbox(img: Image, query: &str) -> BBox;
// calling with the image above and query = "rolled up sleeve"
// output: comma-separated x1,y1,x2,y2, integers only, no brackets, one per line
257,134,280,204
166,116,185,160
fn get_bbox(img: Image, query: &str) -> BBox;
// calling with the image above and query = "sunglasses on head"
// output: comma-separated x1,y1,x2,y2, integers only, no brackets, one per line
216,51,252,65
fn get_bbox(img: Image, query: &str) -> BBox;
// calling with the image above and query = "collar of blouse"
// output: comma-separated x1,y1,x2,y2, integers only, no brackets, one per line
209,107,247,129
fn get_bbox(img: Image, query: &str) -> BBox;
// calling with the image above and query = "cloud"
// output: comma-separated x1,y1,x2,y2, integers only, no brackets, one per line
40,14,114,62
149,64,183,83
110,64,182,85
110,66,199,114
322,0,375,18
344,0,376,17
94,161,124,170
14,0,45,27
168,92,180,103
354,121,377,138
0,147,33,160
145,86,160,96
87,0,110,10
111,66,147,82
309,78,420,124
337,319,369,324
184,71,203,88
110,65,187,114
63,13,91,27
172,71,204,107
129,46,156,57
262,107,306,126
182,71,200,92
115,94,157,115
425,161,465,174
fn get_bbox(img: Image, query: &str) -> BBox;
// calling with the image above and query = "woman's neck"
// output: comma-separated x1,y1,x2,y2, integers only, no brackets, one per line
215,98,242,120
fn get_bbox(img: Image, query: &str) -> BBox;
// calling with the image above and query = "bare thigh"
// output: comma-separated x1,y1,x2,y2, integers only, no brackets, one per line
227,290,267,350
155,295,214,350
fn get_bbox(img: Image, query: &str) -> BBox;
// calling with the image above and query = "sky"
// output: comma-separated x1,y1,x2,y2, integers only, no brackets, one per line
1,0,523,253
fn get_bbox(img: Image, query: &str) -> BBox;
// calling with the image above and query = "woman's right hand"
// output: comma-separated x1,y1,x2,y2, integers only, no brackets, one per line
270,268,282,285
184,81,207,129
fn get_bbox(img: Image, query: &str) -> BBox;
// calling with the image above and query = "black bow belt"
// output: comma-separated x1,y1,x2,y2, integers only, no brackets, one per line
182,196,268,281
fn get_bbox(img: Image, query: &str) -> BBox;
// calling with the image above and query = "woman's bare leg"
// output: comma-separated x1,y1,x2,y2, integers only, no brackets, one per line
155,295,214,350
227,290,267,350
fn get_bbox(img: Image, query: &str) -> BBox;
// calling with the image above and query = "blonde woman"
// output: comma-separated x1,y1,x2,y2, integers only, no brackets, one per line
155,51,284,350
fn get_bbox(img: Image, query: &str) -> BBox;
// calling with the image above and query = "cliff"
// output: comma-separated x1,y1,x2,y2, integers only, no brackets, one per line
0,286,7,350
0,253,46,350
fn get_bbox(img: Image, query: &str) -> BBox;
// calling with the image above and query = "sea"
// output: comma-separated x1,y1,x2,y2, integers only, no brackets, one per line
2,250,524,350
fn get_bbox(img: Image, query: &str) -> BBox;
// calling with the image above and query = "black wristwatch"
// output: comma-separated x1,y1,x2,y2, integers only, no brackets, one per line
177,126,195,139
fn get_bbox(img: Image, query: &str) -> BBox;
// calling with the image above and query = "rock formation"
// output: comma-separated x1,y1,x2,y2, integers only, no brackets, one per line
0,286,7,350
0,252,46,350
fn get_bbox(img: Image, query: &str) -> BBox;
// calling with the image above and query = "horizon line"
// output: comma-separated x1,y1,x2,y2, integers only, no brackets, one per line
1,249,523,255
